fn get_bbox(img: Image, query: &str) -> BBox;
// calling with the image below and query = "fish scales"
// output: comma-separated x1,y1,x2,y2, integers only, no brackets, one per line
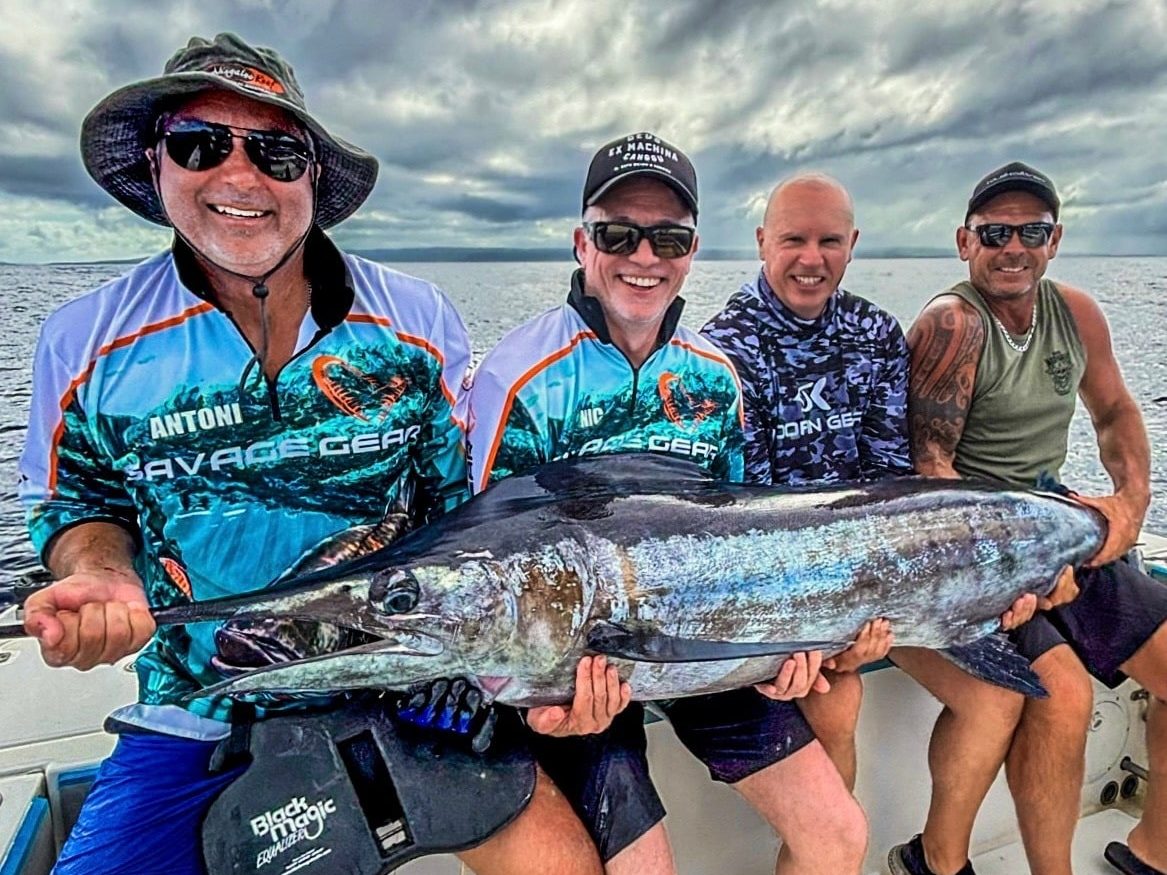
154,455,1107,706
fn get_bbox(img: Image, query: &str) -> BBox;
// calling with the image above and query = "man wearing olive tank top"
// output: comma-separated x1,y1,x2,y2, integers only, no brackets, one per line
891,162,1167,875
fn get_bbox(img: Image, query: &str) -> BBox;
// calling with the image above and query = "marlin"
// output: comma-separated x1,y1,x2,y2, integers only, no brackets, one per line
156,454,1107,705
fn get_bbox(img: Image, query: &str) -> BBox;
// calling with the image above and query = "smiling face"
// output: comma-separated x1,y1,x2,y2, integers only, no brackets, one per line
152,89,316,277
574,177,697,363
757,177,858,320
958,191,1062,303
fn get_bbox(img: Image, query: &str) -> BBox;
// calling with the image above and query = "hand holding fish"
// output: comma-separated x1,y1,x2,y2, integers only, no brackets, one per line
1037,565,1079,611
23,570,154,670
997,593,1038,631
754,651,831,700
825,619,894,673
526,656,631,737
394,678,498,752
1072,491,1145,567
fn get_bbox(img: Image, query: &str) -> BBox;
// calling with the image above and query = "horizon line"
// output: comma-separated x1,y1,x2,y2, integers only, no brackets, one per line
4,247,1159,267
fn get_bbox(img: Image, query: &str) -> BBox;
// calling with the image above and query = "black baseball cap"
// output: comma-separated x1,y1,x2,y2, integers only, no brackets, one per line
966,161,1060,221
582,132,698,218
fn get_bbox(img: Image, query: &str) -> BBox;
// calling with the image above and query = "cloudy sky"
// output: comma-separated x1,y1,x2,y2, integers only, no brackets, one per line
1,0,1165,263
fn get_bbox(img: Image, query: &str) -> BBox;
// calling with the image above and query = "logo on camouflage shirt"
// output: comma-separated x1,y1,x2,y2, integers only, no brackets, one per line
1044,350,1073,395
795,377,831,413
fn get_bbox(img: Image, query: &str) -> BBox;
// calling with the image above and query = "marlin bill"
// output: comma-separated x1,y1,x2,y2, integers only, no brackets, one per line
155,454,1107,705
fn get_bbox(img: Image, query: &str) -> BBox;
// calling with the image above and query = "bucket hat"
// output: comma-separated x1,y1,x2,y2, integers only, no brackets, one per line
80,32,378,229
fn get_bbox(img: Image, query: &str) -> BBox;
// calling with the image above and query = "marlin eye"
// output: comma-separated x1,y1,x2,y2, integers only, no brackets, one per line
381,570,420,615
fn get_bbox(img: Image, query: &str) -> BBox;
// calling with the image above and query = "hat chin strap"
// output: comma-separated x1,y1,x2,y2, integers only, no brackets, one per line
151,156,321,403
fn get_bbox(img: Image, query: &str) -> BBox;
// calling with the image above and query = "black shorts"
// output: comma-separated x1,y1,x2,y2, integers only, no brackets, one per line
531,689,815,861
1011,558,1167,688
1009,613,1066,663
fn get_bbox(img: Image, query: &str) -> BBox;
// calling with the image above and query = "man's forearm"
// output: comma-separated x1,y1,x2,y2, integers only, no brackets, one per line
46,521,139,581
913,455,961,479
1095,400,1152,522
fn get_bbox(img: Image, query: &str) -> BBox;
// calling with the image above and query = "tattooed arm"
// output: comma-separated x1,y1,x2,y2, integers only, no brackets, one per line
905,296,985,479
907,295,1054,621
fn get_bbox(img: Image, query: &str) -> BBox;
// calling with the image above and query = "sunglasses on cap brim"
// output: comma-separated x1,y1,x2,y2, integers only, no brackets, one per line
156,117,315,183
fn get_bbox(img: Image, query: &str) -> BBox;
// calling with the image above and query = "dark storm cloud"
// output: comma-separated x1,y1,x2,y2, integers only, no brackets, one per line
427,193,555,223
1,0,1166,260
0,155,104,204
0,59,76,137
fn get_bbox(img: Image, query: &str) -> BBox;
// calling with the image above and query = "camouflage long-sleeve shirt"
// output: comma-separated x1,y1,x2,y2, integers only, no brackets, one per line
701,271,910,486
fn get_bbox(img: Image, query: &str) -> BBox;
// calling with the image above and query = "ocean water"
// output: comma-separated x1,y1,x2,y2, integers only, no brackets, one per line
1,256,1164,583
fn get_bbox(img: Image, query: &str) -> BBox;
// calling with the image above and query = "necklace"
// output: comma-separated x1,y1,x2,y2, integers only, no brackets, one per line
989,296,1038,354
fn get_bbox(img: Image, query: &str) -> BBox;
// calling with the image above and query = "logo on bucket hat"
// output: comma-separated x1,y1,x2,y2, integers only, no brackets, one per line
203,64,287,95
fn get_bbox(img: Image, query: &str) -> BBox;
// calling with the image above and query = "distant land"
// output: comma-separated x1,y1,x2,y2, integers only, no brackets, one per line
353,245,955,261
354,246,574,262
9,246,1151,266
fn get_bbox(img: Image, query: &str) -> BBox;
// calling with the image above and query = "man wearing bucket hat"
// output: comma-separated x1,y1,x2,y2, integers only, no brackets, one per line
462,132,868,874
18,33,601,875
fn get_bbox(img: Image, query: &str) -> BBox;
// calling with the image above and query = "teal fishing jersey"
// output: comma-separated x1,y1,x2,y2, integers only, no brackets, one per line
465,269,745,493
19,231,470,730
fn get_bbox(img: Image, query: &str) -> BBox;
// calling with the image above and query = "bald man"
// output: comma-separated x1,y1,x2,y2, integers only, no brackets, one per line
701,173,907,790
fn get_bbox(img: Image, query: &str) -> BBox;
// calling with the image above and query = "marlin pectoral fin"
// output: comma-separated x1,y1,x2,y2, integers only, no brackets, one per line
940,635,1048,698
586,622,846,664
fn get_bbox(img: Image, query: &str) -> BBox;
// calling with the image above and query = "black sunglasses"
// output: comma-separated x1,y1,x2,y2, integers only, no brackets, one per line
158,118,314,182
584,221,696,259
968,222,1055,248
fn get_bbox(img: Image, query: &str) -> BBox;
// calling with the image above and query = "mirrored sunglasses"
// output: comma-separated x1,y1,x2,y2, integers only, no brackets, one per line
159,118,314,183
969,222,1055,248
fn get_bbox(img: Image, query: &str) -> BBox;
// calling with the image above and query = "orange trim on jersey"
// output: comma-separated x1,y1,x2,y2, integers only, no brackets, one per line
669,338,746,426
398,331,458,409
479,330,598,493
346,312,393,328
47,302,216,494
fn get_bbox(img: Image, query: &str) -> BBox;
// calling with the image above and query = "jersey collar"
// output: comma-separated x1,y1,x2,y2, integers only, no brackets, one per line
171,225,355,331
566,268,685,353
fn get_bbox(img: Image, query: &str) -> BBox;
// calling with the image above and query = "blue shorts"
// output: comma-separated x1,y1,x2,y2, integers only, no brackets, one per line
1011,558,1167,687
531,688,815,861
53,729,245,875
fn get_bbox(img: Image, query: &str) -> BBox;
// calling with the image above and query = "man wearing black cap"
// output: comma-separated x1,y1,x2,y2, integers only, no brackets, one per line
889,162,1167,875
463,133,868,875
18,33,601,875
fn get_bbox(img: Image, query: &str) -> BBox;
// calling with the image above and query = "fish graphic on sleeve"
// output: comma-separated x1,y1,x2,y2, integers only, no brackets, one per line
210,475,417,677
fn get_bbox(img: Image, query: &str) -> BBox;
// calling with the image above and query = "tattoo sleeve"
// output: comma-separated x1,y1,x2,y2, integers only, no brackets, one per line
906,302,984,474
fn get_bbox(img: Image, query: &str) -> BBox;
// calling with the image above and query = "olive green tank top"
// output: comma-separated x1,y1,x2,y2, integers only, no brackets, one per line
942,279,1086,488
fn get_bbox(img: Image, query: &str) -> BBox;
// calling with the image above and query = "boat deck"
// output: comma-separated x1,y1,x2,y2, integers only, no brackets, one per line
973,808,1140,874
